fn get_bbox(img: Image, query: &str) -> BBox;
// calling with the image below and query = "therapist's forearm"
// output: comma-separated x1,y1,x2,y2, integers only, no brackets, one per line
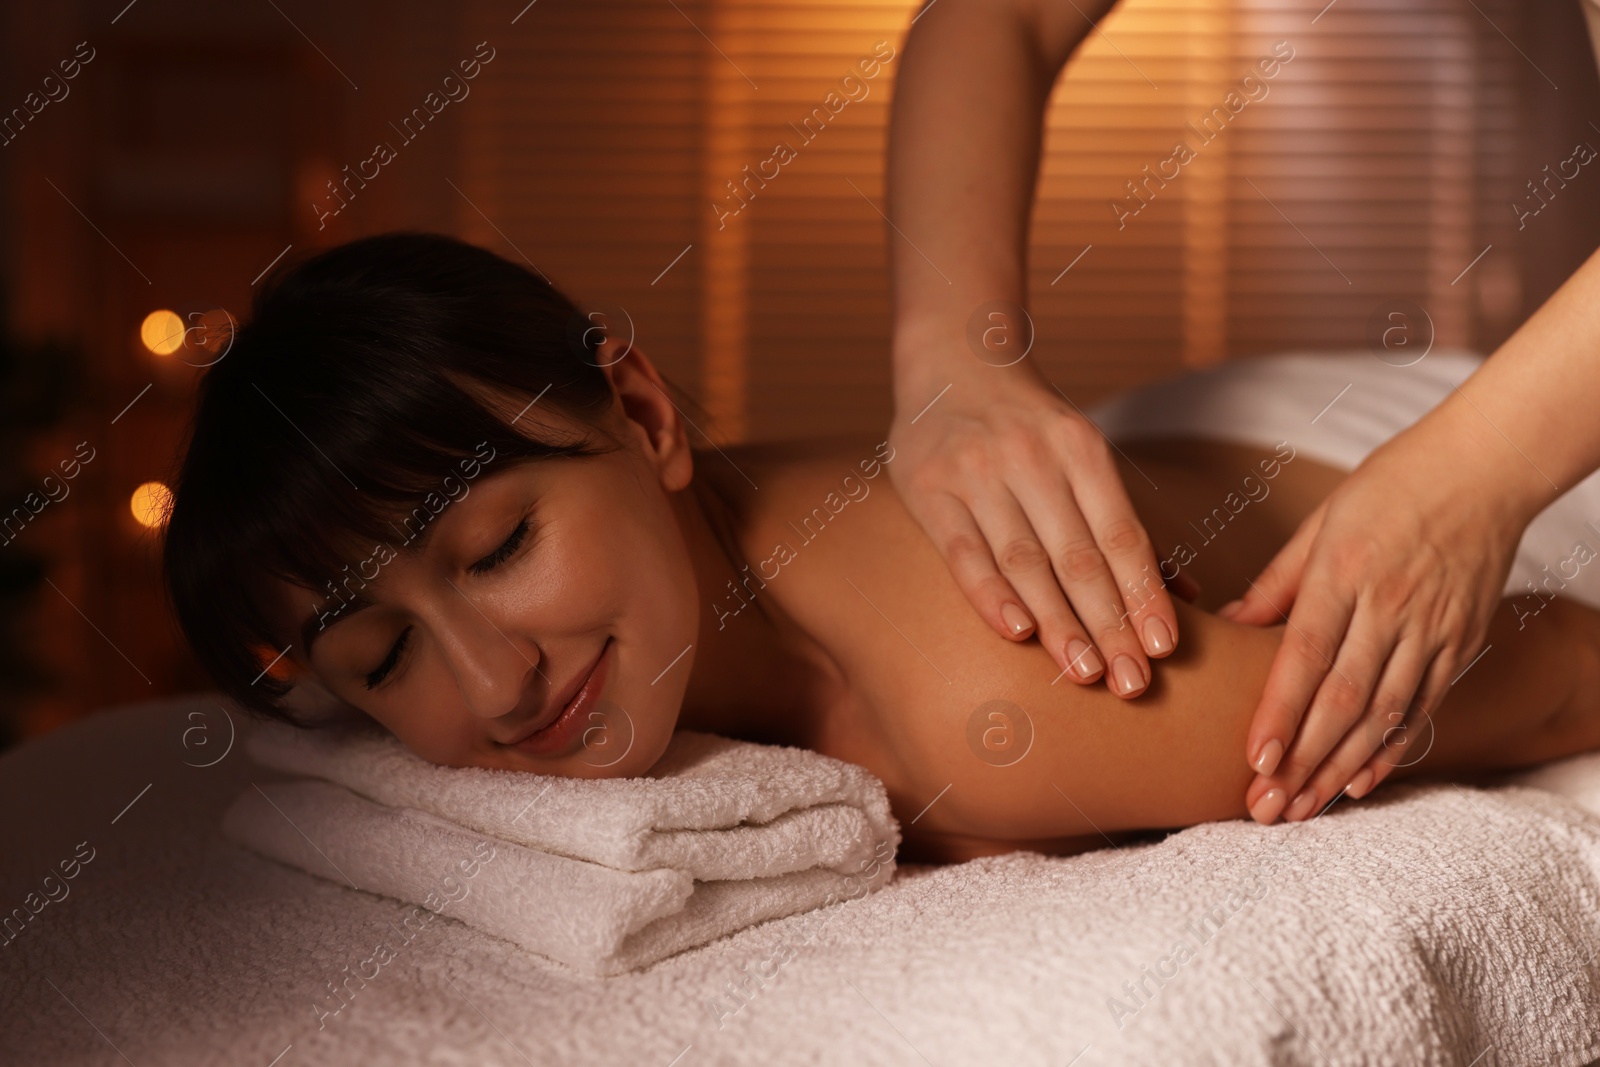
1427,242,1600,522
886,0,1117,399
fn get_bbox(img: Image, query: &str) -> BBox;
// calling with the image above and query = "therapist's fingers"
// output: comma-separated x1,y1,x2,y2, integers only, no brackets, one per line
907,487,1043,645
964,478,1116,686
1349,649,1455,797
1218,501,1323,626
1241,564,1358,780
1245,606,1391,822
1059,431,1180,664
1348,703,1438,799
1292,637,1430,812
1000,458,1154,697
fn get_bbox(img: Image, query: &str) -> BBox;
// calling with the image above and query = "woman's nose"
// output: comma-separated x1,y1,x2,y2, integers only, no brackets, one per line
432,586,541,719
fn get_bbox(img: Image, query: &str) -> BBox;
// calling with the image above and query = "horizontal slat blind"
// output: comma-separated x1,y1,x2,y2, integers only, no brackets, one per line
1032,0,1518,392
459,0,708,422
462,0,1522,441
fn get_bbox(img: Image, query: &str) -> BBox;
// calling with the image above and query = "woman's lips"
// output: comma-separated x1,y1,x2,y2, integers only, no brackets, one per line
508,638,612,758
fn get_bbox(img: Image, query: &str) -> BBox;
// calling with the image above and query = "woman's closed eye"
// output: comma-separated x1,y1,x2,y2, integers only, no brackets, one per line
365,516,536,690
468,516,532,576
365,624,412,690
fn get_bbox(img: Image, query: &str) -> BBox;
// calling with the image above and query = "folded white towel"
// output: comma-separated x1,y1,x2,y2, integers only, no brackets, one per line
222,721,901,977
221,779,895,978
244,721,900,880
17,694,1600,1063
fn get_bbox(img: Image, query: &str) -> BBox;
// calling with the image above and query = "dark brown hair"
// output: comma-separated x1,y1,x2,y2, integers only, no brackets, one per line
162,232,627,723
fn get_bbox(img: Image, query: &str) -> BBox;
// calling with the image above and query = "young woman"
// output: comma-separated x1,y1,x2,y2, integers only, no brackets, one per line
163,233,1600,865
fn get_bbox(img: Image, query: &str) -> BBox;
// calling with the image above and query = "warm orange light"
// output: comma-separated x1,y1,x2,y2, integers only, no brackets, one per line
251,642,296,682
140,309,185,356
130,481,173,528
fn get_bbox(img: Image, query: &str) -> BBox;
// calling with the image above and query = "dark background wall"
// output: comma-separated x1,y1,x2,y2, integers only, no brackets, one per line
1,0,1597,746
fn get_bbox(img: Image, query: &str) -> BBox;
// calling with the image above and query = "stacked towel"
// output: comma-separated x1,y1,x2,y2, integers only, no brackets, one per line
15,694,1600,1064
221,721,900,977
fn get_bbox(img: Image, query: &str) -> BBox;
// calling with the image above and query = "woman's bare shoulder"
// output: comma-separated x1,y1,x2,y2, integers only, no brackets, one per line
714,436,1279,846
712,433,911,597
718,434,898,495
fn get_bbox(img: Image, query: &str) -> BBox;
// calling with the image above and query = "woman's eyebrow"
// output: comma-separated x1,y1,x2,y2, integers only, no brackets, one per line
295,493,500,657
388,487,494,559
391,514,442,556
300,590,377,658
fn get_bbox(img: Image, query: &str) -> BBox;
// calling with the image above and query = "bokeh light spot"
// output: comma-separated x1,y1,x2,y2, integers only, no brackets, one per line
130,481,173,528
140,309,185,356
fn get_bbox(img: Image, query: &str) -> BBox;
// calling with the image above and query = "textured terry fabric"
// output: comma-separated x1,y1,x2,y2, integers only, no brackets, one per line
221,746,897,976
6,696,1600,1065
243,720,900,881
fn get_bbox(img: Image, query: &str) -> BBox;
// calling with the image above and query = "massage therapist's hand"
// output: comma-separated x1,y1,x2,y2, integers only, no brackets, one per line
882,0,1145,688
888,354,1179,697
1221,415,1530,824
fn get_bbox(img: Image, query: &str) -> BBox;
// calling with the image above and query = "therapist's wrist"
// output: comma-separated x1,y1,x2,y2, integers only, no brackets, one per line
1371,394,1551,558
1427,385,1563,527
891,320,1043,412
892,351,1047,420
891,293,1028,364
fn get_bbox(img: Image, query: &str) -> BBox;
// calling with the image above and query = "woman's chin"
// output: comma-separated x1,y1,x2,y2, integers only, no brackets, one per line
582,706,677,779
515,701,679,779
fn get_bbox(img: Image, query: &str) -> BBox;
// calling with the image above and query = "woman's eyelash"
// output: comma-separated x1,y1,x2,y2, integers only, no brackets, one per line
468,516,532,576
361,517,530,691
365,625,412,690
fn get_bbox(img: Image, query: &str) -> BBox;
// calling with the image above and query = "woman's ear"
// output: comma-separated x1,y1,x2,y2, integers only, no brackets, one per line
594,333,693,492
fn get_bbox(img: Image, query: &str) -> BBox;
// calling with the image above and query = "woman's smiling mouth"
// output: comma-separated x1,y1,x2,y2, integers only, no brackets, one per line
503,637,614,757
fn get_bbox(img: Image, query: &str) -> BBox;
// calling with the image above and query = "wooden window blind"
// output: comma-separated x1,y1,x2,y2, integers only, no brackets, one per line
459,0,1524,443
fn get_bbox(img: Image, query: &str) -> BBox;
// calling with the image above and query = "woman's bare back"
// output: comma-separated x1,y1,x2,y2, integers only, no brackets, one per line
693,434,1600,863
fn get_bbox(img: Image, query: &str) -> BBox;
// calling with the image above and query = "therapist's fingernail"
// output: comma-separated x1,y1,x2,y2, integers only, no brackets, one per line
1346,768,1375,799
1250,787,1287,824
1000,602,1033,636
1067,640,1104,680
1111,654,1146,696
1253,738,1284,777
1285,789,1318,822
1141,616,1173,656
1218,599,1244,620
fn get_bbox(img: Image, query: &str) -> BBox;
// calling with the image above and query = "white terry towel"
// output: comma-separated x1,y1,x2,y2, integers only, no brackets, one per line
221,722,901,978
221,780,896,978
242,720,900,880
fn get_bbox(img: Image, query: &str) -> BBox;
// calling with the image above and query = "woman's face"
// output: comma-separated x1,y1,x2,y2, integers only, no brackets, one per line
271,344,701,777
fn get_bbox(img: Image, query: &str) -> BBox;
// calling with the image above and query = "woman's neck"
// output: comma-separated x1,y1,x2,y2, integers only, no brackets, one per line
665,460,836,746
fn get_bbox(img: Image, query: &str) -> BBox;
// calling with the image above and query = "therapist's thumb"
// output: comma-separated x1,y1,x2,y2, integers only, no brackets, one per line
1217,508,1319,625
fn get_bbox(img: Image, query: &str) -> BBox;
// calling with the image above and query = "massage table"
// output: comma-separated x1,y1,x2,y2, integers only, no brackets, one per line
4,691,1600,1065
